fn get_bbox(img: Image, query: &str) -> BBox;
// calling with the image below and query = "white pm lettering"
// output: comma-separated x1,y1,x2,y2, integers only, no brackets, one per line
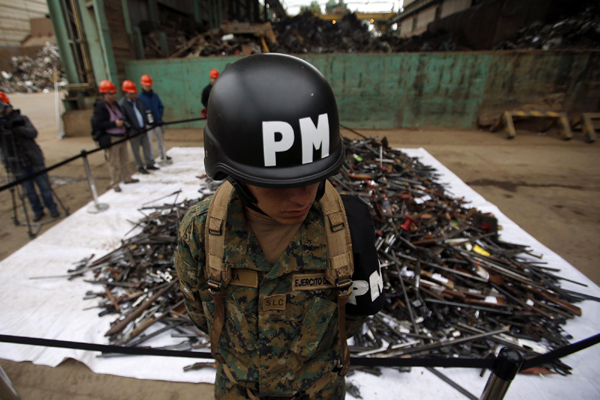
299,113,330,164
348,263,384,305
348,280,369,306
262,114,330,167
369,266,384,302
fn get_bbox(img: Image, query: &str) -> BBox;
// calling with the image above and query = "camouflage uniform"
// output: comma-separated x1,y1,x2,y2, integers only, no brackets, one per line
175,190,366,399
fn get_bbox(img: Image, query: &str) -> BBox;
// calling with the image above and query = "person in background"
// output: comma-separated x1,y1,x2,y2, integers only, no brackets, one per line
118,80,158,175
201,68,219,118
0,95,59,220
91,80,138,193
0,92,9,105
138,74,172,163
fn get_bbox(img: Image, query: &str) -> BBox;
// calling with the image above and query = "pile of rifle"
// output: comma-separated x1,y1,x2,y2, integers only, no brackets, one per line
72,194,210,355
72,137,591,375
337,136,590,376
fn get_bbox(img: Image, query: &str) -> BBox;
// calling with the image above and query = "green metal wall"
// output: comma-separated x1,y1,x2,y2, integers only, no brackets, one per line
124,51,600,130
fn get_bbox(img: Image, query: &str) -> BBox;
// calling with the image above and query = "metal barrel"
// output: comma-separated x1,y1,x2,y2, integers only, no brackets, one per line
480,348,523,400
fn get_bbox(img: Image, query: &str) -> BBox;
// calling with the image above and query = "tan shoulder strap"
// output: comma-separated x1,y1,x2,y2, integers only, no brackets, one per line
205,180,235,364
205,180,234,291
321,180,354,287
320,180,354,376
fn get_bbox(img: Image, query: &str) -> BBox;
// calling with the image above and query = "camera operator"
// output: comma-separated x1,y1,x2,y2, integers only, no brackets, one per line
0,97,59,221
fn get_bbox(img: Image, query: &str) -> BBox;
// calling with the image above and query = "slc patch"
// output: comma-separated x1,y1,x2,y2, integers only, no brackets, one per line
292,273,334,291
230,269,258,288
263,294,286,311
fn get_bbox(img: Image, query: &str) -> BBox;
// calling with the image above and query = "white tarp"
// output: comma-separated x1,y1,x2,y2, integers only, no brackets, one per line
0,147,598,399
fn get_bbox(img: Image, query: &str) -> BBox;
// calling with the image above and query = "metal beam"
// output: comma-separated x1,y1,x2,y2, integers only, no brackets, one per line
390,0,441,24
149,0,160,24
318,12,396,21
76,0,109,85
194,0,202,23
133,27,145,59
92,0,120,90
47,0,81,85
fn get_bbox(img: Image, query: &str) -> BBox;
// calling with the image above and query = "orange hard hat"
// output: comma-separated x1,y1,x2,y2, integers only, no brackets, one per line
0,92,9,104
99,80,117,94
141,74,153,86
209,69,219,79
121,80,138,94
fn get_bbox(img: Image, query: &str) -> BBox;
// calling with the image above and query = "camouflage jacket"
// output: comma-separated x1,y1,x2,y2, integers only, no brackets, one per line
175,191,368,399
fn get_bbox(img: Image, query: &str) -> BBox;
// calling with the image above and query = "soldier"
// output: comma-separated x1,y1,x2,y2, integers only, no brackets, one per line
175,54,384,399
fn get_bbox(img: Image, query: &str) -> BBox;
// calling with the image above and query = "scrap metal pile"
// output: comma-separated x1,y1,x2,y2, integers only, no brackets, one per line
168,12,464,57
69,137,591,375
0,42,66,94
494,3,600,50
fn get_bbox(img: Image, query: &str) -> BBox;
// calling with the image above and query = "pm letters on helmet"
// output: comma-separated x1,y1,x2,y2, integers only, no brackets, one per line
262,113,330,167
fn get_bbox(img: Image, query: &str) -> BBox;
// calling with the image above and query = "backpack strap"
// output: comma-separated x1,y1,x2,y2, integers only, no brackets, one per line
320,180,354,376
206,179,355,379
205,180,235,363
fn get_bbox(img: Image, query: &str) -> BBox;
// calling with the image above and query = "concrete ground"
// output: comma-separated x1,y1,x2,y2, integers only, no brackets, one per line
0,92,598,399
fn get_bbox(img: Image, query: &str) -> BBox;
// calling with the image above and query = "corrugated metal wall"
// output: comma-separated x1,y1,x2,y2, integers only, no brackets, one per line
0,0,48,47
124,51,600,130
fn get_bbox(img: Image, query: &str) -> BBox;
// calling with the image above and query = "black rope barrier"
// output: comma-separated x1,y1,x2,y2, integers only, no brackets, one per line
0,117,206,194
0,331,598,370
520,332,600,371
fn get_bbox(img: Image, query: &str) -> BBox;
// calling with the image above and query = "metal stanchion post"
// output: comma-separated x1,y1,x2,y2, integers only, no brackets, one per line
480,348,523,400
81,150,109,214
0,365,21,400
156,125,172,166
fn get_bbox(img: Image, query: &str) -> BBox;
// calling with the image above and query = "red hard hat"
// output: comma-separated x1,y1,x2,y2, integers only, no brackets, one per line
209,69,219,79
122,80,138,94
141,74,153,86
0,92,9,104
99,80,117,94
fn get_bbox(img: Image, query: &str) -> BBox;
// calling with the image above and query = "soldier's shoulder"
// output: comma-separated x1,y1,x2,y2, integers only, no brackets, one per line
179,197,212,237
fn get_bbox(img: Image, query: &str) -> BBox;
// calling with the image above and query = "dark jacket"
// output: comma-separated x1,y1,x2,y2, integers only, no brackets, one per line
201,83,212,109
138,89,164,123
91,99,125,148
118,97,150,133
0,109,44,171
91,99,125,135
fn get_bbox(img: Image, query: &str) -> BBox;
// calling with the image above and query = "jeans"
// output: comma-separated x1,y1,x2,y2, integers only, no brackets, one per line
15,165,57,216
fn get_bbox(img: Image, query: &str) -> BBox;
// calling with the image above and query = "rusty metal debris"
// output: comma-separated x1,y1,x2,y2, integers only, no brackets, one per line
159,5,600,58
74,193,211,354
0,43,66,94
338,135,587,376
494,3,600,50
65,136,588,378
166,12,465,57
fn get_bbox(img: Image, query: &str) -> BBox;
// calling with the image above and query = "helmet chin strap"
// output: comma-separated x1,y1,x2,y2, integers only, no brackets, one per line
228,178,269,217
228,178,327,218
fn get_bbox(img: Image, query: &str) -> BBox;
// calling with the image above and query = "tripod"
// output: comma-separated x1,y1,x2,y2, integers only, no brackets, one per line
1,129,69,239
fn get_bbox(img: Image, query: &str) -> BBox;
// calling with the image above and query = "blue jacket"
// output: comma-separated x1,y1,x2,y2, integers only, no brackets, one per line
138,89,164,123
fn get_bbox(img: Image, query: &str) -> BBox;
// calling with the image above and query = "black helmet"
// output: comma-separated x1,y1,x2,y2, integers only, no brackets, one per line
204,54,344,188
